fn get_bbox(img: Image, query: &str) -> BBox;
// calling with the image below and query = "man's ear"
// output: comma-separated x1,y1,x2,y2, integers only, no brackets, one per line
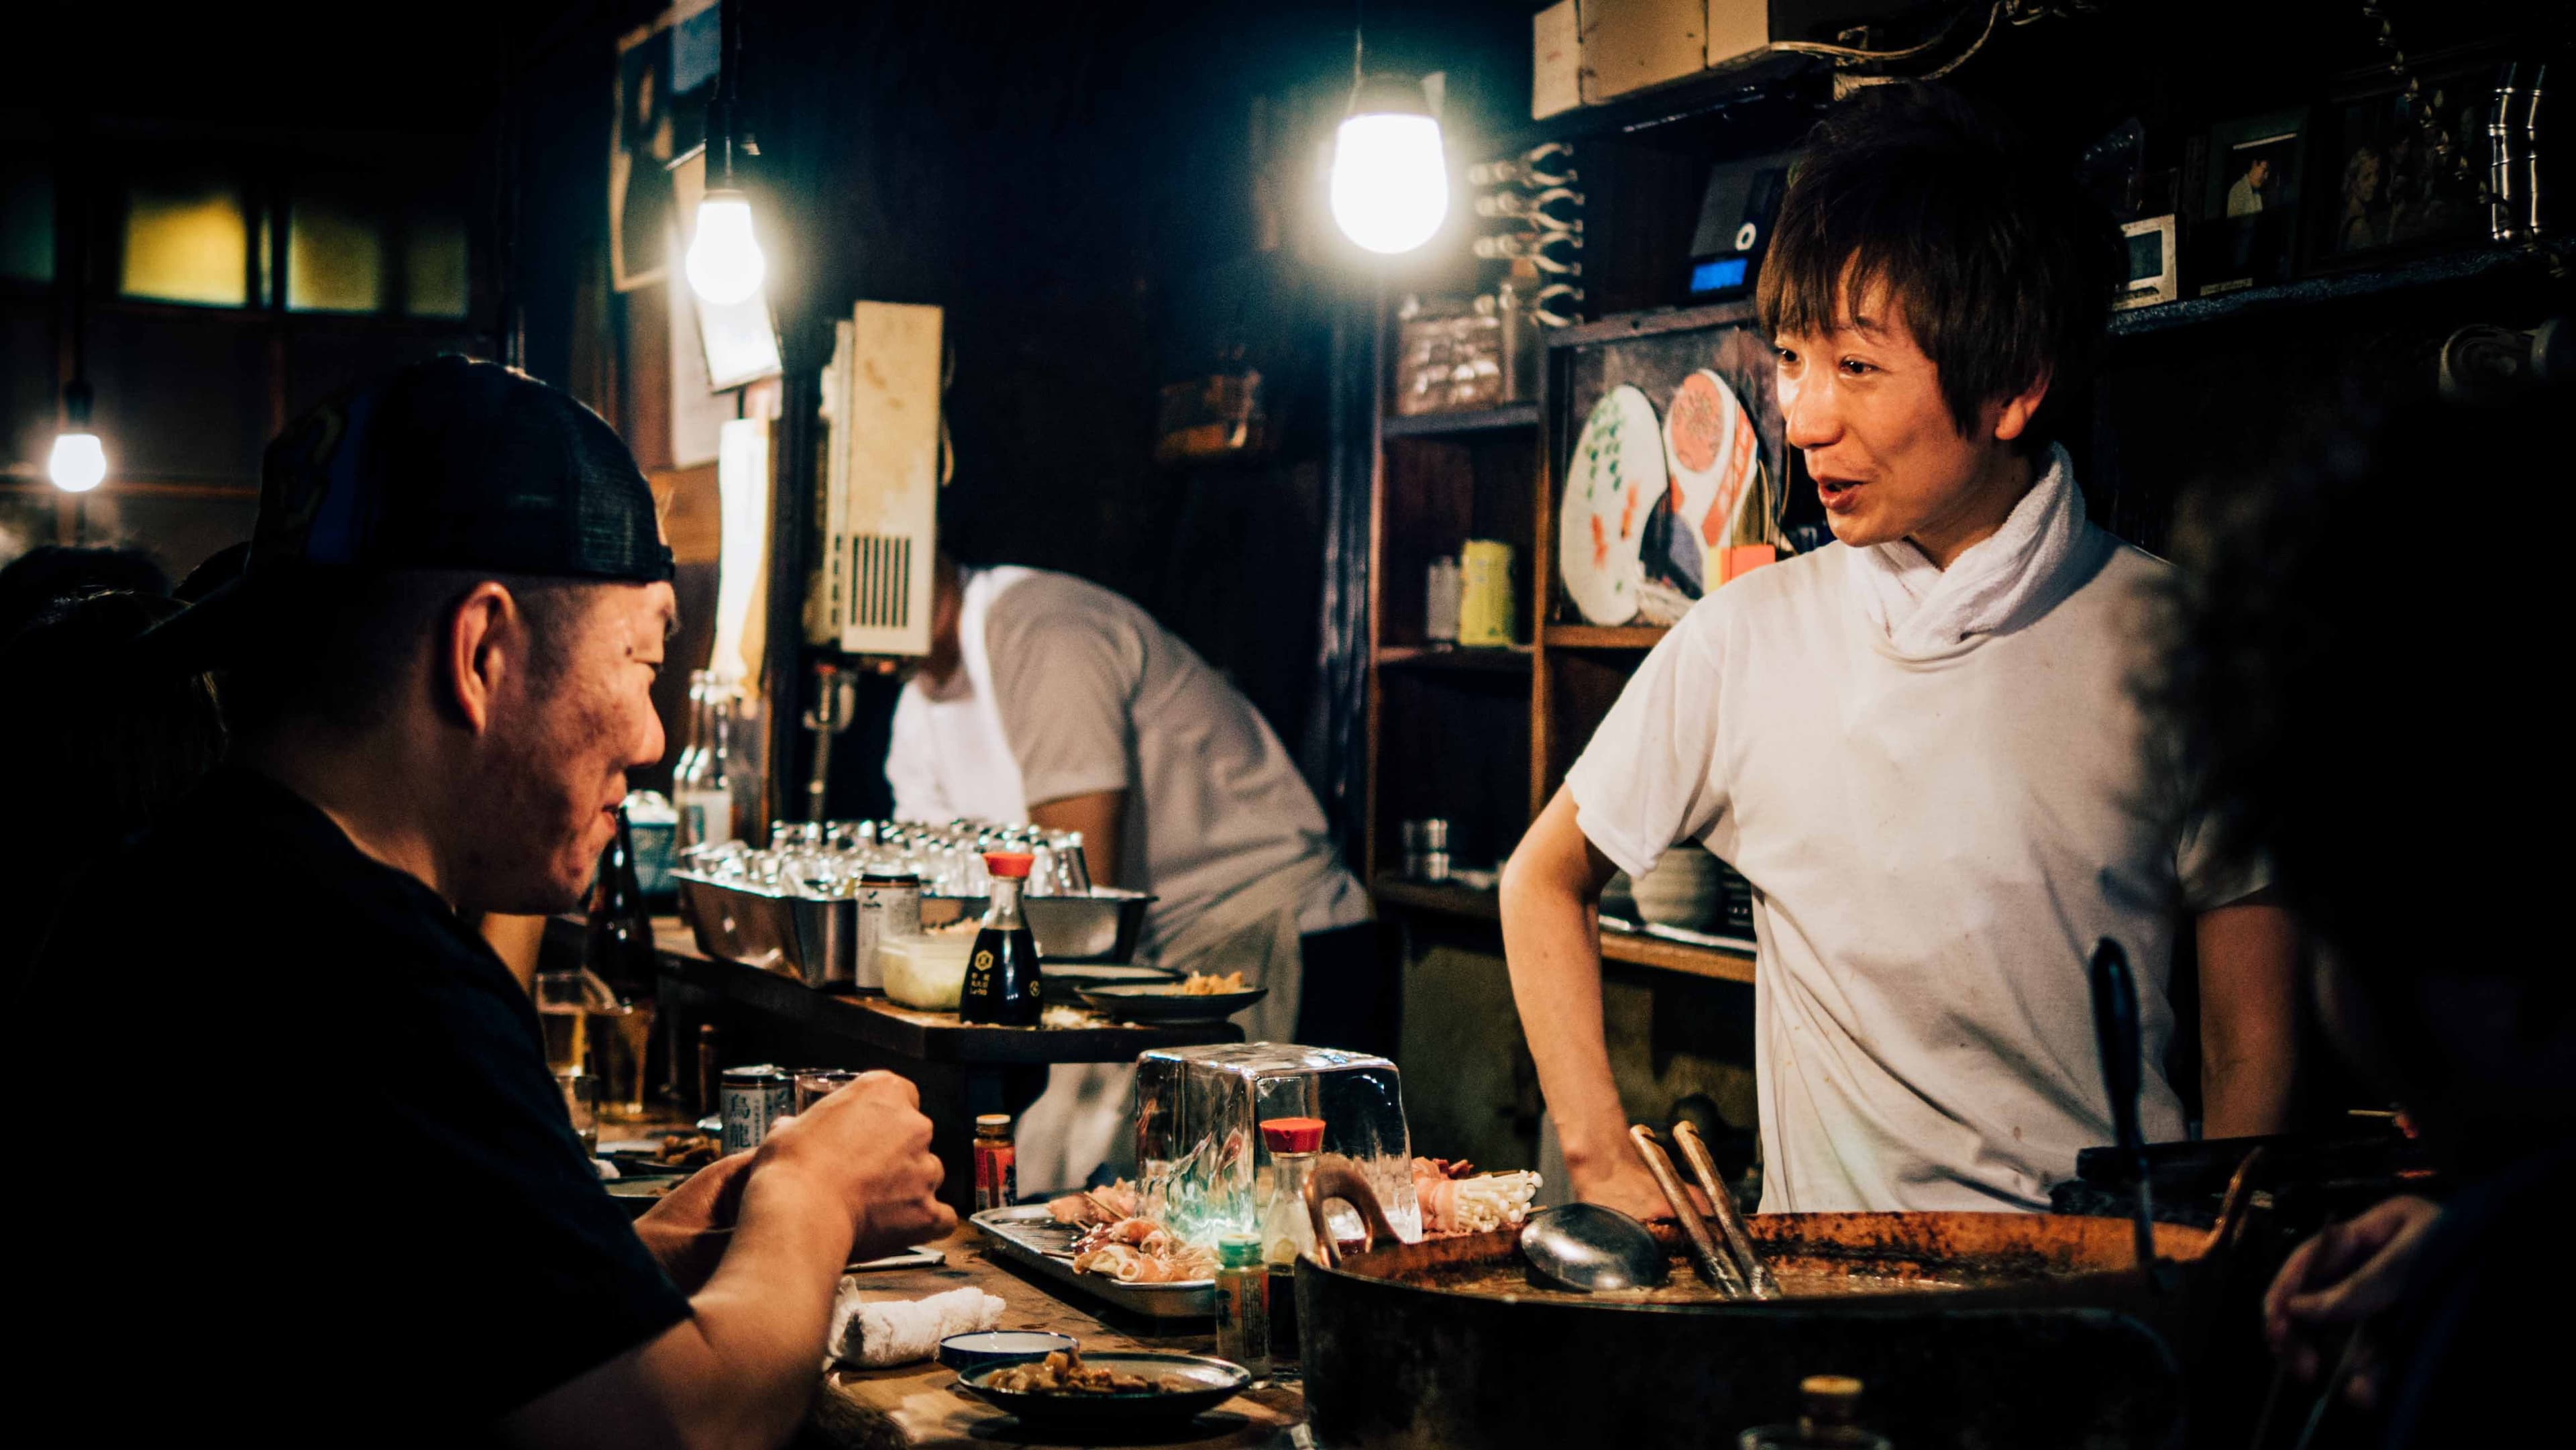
444,582,517,735
1990,367,2053,446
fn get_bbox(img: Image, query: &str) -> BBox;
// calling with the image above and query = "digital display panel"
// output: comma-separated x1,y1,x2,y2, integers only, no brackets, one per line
1688,256,1750,296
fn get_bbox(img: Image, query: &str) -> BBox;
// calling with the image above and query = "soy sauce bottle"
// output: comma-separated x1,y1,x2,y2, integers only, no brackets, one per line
586,804,659,999
960,851,1042,1025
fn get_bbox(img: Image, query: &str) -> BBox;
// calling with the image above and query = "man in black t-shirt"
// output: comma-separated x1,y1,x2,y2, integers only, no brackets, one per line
17,358,953,1446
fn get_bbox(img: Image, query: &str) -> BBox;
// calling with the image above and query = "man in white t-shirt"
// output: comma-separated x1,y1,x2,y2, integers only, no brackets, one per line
1500,85,2298,1218
887,556,1373,1188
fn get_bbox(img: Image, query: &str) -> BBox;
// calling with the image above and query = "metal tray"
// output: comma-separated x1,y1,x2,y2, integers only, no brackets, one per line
675,875,1154,989
969,1205,1213,1320
924,891,1155,962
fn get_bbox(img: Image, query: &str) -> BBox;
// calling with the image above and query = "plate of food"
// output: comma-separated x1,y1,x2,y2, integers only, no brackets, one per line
601,1129,724,1174
1040,963,1181,991
1558,384,1668,625
1073,972,1267,1023
961,1347,1252,1431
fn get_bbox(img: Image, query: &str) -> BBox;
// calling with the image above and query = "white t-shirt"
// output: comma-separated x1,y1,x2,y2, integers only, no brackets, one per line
888,569,1366,955
1566,529,2260,1212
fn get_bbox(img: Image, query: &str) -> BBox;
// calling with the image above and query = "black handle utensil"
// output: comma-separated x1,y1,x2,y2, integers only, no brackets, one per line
2088,936,2157,1269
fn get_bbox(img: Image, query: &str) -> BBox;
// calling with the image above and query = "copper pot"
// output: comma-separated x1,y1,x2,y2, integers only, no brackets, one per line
1294,1157,2255,1449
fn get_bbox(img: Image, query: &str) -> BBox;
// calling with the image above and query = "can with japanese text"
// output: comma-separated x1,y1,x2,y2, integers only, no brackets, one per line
720,1065,792,1154
851,871,922,990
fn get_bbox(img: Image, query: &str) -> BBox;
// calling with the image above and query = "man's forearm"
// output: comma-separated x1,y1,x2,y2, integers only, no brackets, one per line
1501,880,1627,1172
2199,900,2301,1139
506,1164,851,1450
1499,793,1629,1178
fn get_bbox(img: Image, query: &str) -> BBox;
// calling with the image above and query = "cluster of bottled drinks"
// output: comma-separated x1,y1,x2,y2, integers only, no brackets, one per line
684,819,1093,900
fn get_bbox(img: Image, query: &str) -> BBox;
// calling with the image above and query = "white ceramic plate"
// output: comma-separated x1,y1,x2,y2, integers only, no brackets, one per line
1659,369,1766,590
1558,385,1668,625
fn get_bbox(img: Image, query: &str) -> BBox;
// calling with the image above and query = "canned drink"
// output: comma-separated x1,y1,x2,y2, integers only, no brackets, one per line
720,1065,793,1153
850,871,922,990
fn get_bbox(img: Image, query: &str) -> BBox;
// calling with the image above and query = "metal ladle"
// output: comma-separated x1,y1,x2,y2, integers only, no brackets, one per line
1517,1203,1670,1294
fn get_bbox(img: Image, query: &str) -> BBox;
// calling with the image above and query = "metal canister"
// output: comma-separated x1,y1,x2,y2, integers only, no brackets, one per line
720,1065,793,1154
973,1113,1017,1212
1458,539,1517,646
850,870,922,990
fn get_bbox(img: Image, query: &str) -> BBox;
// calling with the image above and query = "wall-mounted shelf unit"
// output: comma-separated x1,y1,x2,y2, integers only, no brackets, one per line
1362,291,1774,987
1382,403,1542,437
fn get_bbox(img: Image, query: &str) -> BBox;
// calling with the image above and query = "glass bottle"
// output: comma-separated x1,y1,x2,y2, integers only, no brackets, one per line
1738,1375,1893,1450
587,805,660,1000
1212,1233,1271,1381
959,851,1042,1025
973,1114,1017,1212
674,671,737,855
1258,1116,1326,1269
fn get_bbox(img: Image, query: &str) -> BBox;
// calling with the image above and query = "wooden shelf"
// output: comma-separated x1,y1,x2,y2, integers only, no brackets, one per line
1377,643,1534,672
2108,243,2563,340
1542,623,1668,650
1383,403,1541,437
1371,874,1501,921
1599,928,1756,984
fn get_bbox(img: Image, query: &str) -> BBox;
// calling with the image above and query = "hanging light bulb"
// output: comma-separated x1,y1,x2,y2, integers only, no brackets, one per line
50,380,105,493
1332,74,1448,256
686,189,766,306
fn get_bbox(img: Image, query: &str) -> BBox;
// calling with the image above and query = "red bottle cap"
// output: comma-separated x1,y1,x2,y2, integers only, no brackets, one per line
1259,1117,1326,1153
983,851,1035,879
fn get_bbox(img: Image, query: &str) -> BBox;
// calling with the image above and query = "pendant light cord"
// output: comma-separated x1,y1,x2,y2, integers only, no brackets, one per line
1349,0,1365,101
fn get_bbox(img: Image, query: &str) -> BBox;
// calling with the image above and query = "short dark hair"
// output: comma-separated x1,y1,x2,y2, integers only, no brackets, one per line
1758,83,2118,454
219,569,599,738
0,590,224,956
2156,393,2553,995
0,545,170,648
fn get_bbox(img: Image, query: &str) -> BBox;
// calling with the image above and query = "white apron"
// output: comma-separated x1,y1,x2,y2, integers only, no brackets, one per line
886,567,1322,1192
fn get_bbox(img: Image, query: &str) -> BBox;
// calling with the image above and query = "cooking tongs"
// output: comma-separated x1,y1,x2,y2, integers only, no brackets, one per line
1628,1123,1779,1299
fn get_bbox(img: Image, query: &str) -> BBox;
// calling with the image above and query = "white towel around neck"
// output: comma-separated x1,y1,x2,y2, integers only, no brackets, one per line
1848,442,2085,659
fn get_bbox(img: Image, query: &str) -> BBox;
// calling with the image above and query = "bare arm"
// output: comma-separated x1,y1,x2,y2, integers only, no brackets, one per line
500,1074,954,1450
1029,790,1125,889
2198,890,2300,1139
1499,786,1677,1221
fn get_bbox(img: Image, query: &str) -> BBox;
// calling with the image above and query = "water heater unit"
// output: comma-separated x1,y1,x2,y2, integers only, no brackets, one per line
820,301,943,657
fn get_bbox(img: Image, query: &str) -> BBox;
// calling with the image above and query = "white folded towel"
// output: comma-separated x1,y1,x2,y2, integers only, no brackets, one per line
1848,442,2086,660
824,1280,1006,1369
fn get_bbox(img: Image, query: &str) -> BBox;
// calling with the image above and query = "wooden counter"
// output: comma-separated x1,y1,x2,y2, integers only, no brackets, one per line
810,1226,1302,1448
541,917,1244,1212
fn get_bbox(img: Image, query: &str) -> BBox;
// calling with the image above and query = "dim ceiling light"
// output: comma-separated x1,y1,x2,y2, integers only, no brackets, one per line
686,190,767,307
50,380,105,493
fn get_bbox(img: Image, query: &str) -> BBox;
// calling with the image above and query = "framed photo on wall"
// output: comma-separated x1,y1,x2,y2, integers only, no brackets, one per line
2116,215,2179,310
2311,51,2503,272
611,0,722,293
2192,108,2308,297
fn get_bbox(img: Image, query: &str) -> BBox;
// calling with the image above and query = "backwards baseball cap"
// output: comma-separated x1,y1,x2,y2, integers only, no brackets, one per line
142,355,674,670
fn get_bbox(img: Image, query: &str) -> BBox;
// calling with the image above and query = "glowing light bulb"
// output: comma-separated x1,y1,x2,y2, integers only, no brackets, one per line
50,431,106,493
685,191,767,306
1330,80,1448,256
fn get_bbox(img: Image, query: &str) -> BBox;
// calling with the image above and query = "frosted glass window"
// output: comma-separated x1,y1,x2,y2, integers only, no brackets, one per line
288,195,386,313
405,213,470,318
1,164,51,283
121,176,248,306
